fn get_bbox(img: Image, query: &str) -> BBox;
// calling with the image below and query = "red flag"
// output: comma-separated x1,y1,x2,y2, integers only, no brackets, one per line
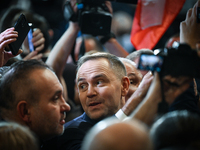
131,0,186,50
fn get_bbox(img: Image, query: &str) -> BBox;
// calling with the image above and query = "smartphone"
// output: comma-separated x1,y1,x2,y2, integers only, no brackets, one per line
28,23,34,52
7,14,30,55
137,53,164,72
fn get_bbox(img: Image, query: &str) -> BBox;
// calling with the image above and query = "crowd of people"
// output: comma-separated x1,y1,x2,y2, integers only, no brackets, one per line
0,0,200,150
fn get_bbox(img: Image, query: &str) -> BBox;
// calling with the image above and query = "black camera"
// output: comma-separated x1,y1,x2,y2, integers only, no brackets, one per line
138,43,200,78
63,0,137,36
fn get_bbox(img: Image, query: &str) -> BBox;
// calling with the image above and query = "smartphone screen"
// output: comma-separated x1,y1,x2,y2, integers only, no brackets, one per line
137,53,164,72
28,23,34,52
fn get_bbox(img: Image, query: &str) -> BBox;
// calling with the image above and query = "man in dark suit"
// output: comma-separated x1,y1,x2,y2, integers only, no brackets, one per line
0,60,71,149
57,53,130,150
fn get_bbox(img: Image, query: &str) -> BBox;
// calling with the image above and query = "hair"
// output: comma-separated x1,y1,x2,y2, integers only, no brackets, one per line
150,110,200,150
0,122,39,150
82,117,153,150
118,57,137,67
77,52,127,80
0,59,52,116
0,66,10,80
126,49,153,62
0,6,51,54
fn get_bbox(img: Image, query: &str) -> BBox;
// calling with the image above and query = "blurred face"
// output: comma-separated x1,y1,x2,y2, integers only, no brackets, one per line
123,61,142,102
29,69,70,140
77,58,123,120
74,38,98,61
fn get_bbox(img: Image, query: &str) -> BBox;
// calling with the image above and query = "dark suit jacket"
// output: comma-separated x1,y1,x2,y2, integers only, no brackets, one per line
42,113,117,150
41,113,98,150
57,112,98,150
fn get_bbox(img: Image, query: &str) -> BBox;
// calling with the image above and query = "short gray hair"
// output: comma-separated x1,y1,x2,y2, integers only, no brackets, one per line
118,57,137,67
77,52,127,80
126,49,153,62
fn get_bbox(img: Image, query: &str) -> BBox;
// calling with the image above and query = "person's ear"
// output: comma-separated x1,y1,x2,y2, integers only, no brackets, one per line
17,101,31,124
121,76,130,96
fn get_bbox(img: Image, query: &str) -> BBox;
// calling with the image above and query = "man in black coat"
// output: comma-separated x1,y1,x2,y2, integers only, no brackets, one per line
57,53,130,150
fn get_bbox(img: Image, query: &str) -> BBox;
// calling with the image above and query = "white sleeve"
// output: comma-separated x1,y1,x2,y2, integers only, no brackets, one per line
115,109,128,121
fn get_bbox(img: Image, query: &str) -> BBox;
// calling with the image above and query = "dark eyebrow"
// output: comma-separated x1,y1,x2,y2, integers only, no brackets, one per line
52,90,62,97
92,74,107,80
77,78,85,83
55,90,62,94
77,74,107,83
127,73,136,77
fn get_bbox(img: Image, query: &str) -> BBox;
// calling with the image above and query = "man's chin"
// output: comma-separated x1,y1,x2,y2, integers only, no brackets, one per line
60,126,65,135
88,112,106,121
56,126,65,135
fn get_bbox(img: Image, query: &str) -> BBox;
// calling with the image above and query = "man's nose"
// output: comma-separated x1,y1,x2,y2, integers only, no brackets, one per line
61,101,71,112
87,85,97,98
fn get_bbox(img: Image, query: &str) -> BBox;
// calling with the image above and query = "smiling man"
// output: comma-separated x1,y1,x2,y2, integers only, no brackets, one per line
0,60,70,148
57,52,129,150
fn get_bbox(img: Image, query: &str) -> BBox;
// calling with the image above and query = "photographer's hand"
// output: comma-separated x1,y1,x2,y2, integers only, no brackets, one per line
32,28,45,52
69,0,80,29
71,0,78,12
0,27,22,67
180,0,200,49
22,28,44,61
105,1,113,14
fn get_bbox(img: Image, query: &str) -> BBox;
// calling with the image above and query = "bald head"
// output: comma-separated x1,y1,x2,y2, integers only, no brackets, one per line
82,117,153,150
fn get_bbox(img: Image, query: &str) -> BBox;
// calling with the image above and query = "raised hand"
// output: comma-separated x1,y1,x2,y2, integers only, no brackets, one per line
180,0,200,49
0,27,22,67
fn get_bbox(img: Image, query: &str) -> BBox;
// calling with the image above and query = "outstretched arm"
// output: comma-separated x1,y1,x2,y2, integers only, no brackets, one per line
46,22,79,79
128,72,162,125
104,38,129,57
121,71,153,116
46,22,79,100
100,1,129,57
46,0,79,79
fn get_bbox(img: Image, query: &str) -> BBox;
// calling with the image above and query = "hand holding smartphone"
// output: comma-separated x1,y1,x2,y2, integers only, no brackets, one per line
5,14,30,55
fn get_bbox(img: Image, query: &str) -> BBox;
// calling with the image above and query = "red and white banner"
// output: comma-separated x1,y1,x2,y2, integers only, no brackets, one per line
131,0,186,50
